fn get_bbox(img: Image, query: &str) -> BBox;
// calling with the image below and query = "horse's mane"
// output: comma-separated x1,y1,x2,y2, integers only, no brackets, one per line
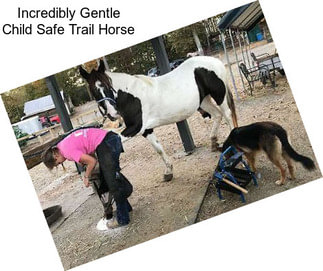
133,74,154,87
95,71,113,90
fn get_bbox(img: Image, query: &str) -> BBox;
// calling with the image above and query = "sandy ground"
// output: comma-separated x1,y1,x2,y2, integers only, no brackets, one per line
28,41,322,270
197,77,321,221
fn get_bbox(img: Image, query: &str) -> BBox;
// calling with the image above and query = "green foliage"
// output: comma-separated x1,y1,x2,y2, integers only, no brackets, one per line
13,126,28,147
105,24,208,75
69,86,91,106
166,22,208,56
107,41,157,74
106,18,220,74
1,90,25,123
1,79,50,123
56,67,91,106
24,80,49,101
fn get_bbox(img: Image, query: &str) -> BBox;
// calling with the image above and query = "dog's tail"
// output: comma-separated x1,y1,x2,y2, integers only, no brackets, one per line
226,88,238,128
274,125,315,170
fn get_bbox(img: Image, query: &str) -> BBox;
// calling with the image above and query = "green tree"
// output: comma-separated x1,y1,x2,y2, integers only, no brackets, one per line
166,22,209,57
24,80,49,101
13,126,28,147
1,87,27,123
56,67,91,106
106,40,156,75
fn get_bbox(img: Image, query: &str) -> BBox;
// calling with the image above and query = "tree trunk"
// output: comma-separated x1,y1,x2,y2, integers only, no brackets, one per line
193,29,204,56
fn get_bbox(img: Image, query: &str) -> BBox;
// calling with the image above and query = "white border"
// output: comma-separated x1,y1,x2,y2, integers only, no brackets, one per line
1,1,322,270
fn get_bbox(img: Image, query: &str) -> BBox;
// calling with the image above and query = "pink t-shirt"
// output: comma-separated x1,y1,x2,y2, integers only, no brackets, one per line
57,128,108,163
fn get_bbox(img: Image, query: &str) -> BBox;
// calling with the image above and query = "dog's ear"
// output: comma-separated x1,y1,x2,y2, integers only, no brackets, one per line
79,66,89,80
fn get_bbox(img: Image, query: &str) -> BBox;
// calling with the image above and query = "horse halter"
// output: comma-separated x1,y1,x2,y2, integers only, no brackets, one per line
96,85,118,120
97,96,116,106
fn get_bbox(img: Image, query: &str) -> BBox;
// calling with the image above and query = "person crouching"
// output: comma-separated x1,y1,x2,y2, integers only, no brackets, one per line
41,128,132,229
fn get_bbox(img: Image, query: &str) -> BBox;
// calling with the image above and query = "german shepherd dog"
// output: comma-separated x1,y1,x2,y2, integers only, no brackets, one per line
221,121,315,185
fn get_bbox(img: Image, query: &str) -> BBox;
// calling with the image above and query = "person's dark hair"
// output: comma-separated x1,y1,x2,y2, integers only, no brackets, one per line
41,146,59,170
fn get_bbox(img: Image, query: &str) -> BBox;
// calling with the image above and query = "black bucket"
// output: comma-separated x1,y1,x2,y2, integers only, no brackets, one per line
43,205,62,226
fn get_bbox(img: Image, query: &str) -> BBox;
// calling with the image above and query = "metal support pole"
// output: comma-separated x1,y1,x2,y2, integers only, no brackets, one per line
151,36,171,74
220,31,240,101
237,30,247,65
45,75,73,133
229,29,246,93
245,32,252,60
151,36,195,153
45,75,82,173
242,31,252,69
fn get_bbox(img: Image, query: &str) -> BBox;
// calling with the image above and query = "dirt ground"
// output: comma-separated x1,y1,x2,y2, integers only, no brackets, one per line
28,42,322,270
196,77,321,221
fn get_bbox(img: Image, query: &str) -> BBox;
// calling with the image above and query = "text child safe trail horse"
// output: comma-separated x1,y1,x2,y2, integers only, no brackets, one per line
79,56,238,181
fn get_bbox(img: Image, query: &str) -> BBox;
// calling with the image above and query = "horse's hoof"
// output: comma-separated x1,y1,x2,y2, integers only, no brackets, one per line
163,173,173,182
211,143,217,152
211,143,222,152
211,137,220,152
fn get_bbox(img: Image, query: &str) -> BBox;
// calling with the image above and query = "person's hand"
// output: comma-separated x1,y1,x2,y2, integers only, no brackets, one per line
79,154,97,188
83,176,90,187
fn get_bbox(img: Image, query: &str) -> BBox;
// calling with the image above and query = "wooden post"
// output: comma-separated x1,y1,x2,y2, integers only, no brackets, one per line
37,135,43,144
49,128,54,138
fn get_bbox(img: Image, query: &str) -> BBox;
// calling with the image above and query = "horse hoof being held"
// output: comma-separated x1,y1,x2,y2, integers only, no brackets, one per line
79,56,238,181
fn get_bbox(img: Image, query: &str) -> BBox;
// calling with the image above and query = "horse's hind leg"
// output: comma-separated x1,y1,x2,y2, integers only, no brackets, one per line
217,96,236,130
200,96,223,151
143,129,173,181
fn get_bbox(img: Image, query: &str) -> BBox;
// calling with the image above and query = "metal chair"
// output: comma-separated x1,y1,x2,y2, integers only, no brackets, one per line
250,52,270,65
239,62,275,95
251,52,285,76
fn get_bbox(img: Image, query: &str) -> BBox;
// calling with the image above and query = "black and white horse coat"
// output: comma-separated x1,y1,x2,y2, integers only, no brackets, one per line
79,56,238,181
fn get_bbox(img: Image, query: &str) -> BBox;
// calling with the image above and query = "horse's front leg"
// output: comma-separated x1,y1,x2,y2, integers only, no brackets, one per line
143,129,173,181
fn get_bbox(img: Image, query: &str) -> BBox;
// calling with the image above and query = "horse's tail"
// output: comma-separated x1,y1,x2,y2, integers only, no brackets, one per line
226,87,238,128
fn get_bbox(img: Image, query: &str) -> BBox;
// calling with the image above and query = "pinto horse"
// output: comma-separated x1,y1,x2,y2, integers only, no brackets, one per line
79,56,238,181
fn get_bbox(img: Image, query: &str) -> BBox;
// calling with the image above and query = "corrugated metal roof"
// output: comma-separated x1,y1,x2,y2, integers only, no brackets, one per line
218,3,250,30
218,1,263,31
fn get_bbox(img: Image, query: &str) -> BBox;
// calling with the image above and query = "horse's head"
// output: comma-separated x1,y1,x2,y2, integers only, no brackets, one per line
79,60,120,121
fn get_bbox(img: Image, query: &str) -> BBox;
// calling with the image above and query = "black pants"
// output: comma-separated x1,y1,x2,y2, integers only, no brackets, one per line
95,132,133,225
